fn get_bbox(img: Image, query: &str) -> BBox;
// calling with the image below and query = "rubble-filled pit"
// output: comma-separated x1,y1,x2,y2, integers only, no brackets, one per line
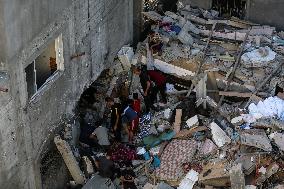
51,1,284,189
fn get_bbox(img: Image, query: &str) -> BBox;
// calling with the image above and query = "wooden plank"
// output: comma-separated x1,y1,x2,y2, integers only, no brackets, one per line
174,126,208,139
219,91,263,101
174,109,182,134
199,161,230,187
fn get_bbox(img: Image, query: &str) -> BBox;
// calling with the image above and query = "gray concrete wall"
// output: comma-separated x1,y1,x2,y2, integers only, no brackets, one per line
0,0,133,188
0,1,6,64
246,0,284,30
179,0,284,30
179,0,212,9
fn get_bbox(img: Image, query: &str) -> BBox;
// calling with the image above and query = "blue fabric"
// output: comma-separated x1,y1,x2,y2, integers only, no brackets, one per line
143,152,151,161
171,25,181,34
152,155,161,168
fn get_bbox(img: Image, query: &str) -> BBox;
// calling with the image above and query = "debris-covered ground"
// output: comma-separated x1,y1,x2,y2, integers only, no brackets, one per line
55,2,284,189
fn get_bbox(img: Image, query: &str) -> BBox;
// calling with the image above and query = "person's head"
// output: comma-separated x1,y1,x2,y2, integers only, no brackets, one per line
95,119,103,127
105,97,114,108
133,93,139,100
127,98,134,106
132,66,141,76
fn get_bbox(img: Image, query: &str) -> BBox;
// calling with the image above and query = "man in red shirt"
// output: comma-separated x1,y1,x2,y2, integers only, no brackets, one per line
147,70,167,105
133,66,167,111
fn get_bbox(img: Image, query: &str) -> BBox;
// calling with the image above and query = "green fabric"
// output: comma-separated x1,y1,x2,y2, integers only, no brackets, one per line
143,130,175,147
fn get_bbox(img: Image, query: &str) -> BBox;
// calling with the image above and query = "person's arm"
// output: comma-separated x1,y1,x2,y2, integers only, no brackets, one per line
114,108,119,131
144,81,151,96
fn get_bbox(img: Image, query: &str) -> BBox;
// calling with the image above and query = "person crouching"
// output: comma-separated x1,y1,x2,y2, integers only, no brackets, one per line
121,100,138,143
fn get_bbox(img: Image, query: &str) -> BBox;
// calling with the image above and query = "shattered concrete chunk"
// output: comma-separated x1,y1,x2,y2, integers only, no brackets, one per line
240,129,272,152
199,161,230,187
178,29,194,45
256,163,279,185
209,122,231,147
153,59,195,78
234,155,256,175
245,186,257,189
186,115,198,128
231,116,243,124
178,170,199,189
269,132,284,151
54,136,85,185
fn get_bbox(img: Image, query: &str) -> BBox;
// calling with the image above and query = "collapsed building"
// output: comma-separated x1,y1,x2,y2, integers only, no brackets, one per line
1,0,284,189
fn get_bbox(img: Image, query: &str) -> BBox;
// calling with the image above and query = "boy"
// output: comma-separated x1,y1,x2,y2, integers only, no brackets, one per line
122,100,138,143
92,120,110,151
105,97,122,142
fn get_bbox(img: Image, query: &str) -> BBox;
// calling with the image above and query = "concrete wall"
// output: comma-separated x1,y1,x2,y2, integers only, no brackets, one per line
178,0,284,30
0,0,133,188
246,0,284,30
179,0,212,9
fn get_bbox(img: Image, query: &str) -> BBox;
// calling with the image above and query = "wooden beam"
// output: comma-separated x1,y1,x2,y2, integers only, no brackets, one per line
174,126,208,139
174,109,182,134
219,91,263,101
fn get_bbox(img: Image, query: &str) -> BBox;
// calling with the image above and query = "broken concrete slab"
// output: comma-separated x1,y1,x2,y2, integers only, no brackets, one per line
234,155,256,175
153,58,196,79
186,115,199,128
54,136,85,185
199,161,230,187
142,11,163,22
256,163,280,185
178,29,194,45
240,129,272,152
230,163,245,189
82,156,94,178
245,186,257,189
251,118,284,130
269,132,284,151
177,169,199,189
209,122,231,147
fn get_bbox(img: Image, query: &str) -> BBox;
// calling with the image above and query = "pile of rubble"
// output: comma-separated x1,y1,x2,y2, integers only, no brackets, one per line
54,2,284,189
129,2,284,189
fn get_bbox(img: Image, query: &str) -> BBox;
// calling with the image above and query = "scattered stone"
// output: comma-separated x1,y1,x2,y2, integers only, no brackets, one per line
209,122,231,147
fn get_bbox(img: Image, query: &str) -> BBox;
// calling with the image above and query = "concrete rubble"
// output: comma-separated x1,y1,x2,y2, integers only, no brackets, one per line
54,2,284,189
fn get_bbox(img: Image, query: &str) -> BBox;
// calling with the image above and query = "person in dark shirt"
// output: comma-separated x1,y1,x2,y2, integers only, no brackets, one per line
105,97,122,142
79,123,97,148
122,99,138,143
133,66,154,113
148,70,167,105
95,155,115,179
133,66,167,109
121,167,137,189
